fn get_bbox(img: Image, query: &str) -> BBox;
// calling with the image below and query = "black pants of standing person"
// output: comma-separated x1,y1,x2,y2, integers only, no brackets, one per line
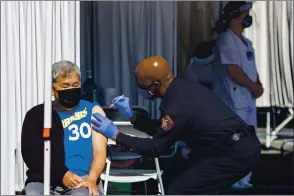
168,128,261,195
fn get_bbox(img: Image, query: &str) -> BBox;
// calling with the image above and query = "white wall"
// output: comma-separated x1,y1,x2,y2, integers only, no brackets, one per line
0,1,80,194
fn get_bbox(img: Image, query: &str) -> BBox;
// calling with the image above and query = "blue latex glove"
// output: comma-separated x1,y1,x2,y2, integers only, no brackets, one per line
91,113,119,140
112,96,133,118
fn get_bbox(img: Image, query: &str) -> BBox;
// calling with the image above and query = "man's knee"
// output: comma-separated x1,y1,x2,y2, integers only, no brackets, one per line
24,182,44,195
69,187,89,195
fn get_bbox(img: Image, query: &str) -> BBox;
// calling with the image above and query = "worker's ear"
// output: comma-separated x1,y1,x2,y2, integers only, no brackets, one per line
149,81,161,94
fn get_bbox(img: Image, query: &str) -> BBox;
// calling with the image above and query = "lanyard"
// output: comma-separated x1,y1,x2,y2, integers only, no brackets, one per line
229,29,254,60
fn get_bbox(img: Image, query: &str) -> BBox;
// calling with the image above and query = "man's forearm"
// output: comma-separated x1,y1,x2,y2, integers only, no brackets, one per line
87,157,106,182
116,133,160,157
115,129,177,157
129,112,161,135
226,64,257,92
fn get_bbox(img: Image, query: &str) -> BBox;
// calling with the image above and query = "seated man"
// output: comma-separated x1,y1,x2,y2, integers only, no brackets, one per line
21,60,107,195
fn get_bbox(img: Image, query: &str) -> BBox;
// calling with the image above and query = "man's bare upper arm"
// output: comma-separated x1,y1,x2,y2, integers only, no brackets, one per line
91,105,108,156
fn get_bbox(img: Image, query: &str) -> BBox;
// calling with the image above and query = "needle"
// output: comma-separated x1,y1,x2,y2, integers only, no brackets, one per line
109,94,124,108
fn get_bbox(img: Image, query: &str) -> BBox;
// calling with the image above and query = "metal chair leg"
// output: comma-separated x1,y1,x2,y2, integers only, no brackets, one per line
144,181,148,195
103,158,111,195
154,158,165,195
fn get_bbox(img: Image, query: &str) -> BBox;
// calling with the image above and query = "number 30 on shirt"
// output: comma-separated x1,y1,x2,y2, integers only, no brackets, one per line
68,122,92,141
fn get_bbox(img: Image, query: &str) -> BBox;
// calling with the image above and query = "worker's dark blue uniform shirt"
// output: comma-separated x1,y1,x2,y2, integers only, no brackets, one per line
116,78,249,157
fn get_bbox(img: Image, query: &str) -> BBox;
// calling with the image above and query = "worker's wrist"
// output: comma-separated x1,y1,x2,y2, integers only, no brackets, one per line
256,80,262,86
112,132,119,141
246,81,257,92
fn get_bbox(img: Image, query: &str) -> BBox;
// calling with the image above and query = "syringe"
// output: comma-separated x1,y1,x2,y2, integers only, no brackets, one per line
109,94,124,108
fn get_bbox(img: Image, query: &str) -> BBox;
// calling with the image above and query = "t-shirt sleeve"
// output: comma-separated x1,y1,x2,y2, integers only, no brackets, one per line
218,35,241,67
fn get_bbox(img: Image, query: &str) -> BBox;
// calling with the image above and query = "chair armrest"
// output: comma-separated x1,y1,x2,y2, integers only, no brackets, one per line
160,142,179,158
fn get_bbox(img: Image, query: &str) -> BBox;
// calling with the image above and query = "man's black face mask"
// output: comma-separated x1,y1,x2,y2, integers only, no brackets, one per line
136,80,160,100
57,88,81,108
137,87,155,100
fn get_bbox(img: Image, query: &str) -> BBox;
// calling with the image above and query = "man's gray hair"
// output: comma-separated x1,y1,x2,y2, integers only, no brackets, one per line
52,60,81,83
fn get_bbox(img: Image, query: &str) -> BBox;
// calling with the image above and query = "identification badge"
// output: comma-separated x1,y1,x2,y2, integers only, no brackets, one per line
161,114,174,131
232,133,241,141
246,51,254,60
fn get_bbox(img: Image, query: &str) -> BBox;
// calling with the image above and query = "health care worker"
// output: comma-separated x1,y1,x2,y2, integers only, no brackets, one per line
212,1,264,188
91,56,261,194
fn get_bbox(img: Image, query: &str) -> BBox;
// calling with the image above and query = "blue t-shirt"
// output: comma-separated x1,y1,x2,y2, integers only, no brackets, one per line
56,100,98,176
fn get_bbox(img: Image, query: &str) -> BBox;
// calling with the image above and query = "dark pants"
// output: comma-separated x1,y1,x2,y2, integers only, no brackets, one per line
168,132,261,195
24,176,104,195
25,182,90,195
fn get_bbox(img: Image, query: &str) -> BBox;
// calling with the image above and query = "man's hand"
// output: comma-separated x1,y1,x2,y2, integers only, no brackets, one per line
111,96,133,118
62,171,84,187
75,179,99,195
251,83,264,98
91,113,119,140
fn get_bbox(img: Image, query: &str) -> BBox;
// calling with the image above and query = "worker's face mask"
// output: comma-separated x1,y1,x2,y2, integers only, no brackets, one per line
242,14,252,28
137,88,155,100
57,88,81,108
137,82,161,100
